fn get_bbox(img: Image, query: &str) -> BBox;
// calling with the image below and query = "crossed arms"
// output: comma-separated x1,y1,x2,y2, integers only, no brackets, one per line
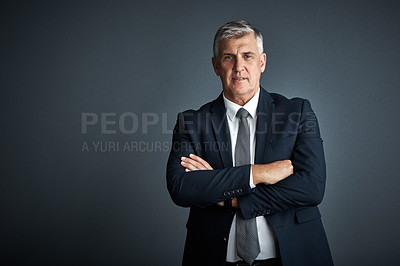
166,99,326,219
181,154,294,208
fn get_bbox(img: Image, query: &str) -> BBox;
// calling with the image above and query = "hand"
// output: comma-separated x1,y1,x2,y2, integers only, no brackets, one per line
180,154,214,172
217,197,240,208
252,160,293,185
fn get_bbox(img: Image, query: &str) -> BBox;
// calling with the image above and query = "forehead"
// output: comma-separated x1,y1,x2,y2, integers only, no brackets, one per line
218,33,258,54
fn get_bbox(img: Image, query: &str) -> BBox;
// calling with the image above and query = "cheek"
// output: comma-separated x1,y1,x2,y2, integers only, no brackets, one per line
220,63,233,73
221,70,232,80
249,67,261,80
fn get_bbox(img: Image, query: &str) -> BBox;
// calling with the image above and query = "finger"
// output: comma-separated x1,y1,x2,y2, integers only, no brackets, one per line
189,154,214,170
186,157,208,170
231,197,240,208
181,156,213,171
184,161,202,171
181,159,205,171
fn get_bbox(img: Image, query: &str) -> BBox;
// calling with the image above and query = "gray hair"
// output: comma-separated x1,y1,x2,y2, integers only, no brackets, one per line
213,20,264,58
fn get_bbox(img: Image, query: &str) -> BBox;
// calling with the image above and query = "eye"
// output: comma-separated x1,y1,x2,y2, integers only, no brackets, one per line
223,55,233,60
244,54,253,59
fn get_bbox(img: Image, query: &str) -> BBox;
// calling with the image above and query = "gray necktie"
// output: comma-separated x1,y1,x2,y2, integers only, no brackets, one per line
235,108,260,265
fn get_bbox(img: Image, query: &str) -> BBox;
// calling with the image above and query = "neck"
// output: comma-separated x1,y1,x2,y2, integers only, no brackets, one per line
223,89,259,106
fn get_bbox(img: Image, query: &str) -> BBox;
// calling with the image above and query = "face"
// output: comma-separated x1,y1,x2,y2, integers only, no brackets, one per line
212,34,266,105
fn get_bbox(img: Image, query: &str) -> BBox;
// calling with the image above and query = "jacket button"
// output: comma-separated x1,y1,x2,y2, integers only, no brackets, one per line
223,237,227,242
266,209,272,214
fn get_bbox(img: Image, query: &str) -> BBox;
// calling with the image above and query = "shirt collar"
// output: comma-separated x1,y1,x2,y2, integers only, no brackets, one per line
223,88,260,121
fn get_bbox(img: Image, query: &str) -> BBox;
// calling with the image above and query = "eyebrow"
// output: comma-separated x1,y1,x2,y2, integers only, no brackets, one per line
221,51,256,56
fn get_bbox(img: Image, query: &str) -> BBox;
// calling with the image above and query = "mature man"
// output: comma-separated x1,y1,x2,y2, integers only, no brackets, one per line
167,20,333,266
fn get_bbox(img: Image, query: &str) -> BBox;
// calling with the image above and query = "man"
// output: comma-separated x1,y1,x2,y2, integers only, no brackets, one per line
167,20,333,266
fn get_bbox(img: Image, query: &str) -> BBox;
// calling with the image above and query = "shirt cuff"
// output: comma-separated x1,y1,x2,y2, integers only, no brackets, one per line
249,165,256,189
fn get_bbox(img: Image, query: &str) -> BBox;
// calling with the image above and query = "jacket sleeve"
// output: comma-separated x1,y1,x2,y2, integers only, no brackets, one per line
166,112,252,208
239,99,327,219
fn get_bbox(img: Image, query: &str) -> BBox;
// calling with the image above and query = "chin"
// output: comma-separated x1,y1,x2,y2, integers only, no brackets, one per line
232,86,252,95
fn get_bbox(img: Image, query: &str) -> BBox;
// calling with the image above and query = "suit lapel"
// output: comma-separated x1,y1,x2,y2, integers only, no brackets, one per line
255,88,274,164
210,94,233,168
209,89,273,167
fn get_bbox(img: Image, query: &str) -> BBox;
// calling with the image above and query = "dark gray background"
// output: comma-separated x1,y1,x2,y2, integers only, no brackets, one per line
1,0,399,265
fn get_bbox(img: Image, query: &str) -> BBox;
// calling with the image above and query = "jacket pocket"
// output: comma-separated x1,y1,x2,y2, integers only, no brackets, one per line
295,206,321,224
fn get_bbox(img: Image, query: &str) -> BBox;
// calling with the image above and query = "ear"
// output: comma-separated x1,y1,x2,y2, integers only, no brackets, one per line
260,53,267,73
212,57,220,76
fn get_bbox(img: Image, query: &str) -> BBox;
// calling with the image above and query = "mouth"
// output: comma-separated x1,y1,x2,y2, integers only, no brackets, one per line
232,77,247,81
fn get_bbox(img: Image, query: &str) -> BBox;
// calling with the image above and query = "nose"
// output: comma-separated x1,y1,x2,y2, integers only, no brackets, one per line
234,57,245,72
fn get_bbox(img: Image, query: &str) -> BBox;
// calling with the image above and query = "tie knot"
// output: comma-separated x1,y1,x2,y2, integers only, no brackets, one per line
236,108,250,119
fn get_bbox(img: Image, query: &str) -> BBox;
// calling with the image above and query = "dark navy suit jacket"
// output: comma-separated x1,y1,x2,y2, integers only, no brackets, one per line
167,88,333,266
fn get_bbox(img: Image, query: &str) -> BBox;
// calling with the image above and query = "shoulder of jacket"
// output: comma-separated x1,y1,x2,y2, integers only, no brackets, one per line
180,97,217,115
269,92,306,104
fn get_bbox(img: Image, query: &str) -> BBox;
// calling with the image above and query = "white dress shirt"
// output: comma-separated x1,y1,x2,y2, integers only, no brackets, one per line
223,88,278,262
